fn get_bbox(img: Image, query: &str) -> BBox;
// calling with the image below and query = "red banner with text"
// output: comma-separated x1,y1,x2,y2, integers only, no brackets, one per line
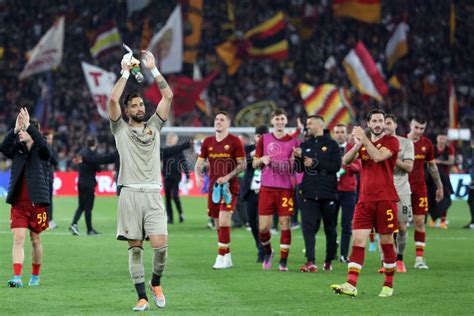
52,171,207,197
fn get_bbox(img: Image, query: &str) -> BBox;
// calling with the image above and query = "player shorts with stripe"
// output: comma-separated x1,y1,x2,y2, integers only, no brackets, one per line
207,193,237,219
258,189,295,217
352,200,398,234
397,193,413,223
10,201,49,233
411,191,428,216
116,187,167,240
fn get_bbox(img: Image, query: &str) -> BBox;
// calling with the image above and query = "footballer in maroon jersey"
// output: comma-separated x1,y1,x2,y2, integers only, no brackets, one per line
407,116,443,269
331,109,399,298
195,111,246,269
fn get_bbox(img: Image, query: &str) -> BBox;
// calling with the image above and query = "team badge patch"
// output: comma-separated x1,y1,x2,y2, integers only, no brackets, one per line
422,146,426,152
376,144,382,149
321,146,327,152
361,147,366,151
224,144,230,151
209,147,213,151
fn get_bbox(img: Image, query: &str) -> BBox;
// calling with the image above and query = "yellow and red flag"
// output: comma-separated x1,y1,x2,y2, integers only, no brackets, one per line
216,11,288,75
299,83,355,129
448,81,458,128
333,0,381,24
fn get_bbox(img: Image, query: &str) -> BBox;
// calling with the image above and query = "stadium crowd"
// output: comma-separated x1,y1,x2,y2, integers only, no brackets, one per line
0,0,473,171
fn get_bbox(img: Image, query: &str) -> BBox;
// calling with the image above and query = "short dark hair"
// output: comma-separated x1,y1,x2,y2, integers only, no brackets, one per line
335,123,346,128
385,114,397,123
307,115,325,122
411,115,427,124
216,111,231,120
366,108,386,121
271,108,287,118
86,136,97,148
29,119,40,131
123,92,142,107
255,125,269,135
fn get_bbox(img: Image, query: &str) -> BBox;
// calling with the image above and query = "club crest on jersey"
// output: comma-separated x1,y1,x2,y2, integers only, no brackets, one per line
224,144,230,151
209,147,213,151
145,127,153,136
321,146,327,152
361,147,366,151
376,144,382,149
422,146,426,152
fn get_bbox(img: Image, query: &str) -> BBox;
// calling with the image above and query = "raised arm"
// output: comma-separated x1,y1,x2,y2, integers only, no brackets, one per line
108,57,133,121
141,50,173,121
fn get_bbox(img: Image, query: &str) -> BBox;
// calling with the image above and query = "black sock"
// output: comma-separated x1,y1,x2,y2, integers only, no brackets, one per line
151,273,161,287
397,254,403,261
134,283,148,301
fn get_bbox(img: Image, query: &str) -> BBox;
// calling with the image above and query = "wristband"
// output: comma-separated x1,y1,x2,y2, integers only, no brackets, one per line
151,67,160,78
121,70,130,79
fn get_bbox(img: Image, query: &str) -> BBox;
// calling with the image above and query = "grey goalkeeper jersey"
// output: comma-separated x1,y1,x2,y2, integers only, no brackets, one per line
110,113,164,186
393,136,414,195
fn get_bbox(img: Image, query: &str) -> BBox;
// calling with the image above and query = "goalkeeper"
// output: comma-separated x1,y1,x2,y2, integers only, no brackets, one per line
108,49,173,311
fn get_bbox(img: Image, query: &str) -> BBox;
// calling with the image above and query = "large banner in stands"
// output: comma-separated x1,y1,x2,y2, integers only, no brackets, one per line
0,171,470,199
52,171,207,197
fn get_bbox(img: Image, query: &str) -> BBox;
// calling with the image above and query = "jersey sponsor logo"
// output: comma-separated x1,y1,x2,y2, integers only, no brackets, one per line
130,133,154,145
415,154,426,160
209,153,231,159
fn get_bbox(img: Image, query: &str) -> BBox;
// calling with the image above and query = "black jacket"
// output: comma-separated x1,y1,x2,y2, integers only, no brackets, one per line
162,142,191,181
0,126,51,205
240,144,256,200
295,130,341,200
79,148,117,188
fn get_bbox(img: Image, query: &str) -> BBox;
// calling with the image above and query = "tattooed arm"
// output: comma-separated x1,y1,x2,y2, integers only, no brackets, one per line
427,161,444,202
141,50,173,121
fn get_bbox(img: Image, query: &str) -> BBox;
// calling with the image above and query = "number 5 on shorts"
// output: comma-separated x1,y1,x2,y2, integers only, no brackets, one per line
386,209,394,221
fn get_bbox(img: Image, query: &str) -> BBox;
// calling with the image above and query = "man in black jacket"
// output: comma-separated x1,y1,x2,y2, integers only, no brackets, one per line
0,108,51,287
69,136,117,236
294,115,341,272
44,131,58,229
162,133,191,224
240,125,269,263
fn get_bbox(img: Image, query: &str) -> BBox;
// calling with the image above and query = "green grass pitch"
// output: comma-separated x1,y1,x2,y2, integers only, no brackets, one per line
0,197,472,315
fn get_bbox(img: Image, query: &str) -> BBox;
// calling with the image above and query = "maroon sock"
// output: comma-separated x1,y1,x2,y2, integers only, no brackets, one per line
259,231,272,255
414,230,425,257
218,226,230,256
381,243,396,288
347,246,365,287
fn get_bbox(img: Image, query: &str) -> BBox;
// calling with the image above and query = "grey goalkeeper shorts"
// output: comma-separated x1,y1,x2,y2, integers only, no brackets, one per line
116,187,167,240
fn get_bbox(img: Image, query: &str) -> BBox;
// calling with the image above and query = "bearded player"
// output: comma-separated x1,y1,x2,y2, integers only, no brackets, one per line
331,109,399,298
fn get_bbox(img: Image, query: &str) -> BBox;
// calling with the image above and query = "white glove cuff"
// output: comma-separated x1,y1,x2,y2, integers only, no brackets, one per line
151,67,161,78
121,70,130,79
